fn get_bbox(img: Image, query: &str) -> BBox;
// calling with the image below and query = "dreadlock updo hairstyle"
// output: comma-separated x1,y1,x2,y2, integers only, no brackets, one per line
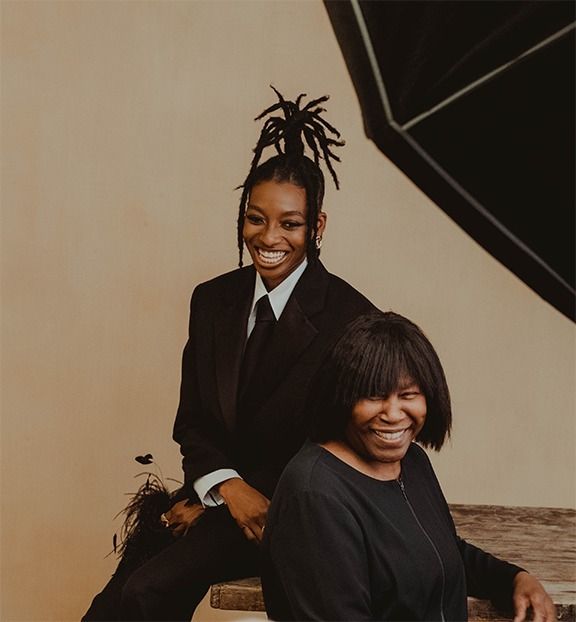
307,311,452,451
236,87,345,266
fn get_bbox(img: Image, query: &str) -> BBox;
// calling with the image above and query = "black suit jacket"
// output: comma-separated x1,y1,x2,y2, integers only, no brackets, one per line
173,260,375,500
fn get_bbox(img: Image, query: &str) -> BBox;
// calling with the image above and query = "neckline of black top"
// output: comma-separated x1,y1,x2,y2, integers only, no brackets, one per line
307,440,416,487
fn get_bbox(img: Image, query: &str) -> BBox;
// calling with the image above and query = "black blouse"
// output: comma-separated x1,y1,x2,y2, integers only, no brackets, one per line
261,441,522,621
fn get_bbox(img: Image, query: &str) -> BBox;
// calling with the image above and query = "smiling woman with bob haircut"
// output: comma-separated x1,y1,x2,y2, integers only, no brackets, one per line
307,310,451,453
261,311,554,622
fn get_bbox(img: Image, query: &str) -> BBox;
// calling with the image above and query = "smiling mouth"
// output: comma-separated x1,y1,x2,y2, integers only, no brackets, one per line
372,428,409,441
255,248,289,266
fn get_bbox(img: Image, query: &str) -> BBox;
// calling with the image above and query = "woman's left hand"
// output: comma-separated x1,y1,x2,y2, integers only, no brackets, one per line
512,571,556,622
164,499,205,538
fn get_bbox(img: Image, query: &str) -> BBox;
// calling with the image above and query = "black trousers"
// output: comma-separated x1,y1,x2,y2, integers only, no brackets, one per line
82,505,260,621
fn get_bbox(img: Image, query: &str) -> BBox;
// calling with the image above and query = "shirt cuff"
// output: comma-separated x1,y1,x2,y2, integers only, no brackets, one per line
193,469,242,507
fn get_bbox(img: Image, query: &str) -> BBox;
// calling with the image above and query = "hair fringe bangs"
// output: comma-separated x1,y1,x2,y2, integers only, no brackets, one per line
334,337,423,409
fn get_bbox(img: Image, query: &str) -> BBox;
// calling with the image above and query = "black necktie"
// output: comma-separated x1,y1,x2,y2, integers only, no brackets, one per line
239,295,276,393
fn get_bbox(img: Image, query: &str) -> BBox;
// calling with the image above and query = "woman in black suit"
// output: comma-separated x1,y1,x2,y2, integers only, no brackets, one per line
82,89,375,621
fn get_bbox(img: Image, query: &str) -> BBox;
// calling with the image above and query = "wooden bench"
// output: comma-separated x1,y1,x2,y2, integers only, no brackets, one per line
211,504,576,621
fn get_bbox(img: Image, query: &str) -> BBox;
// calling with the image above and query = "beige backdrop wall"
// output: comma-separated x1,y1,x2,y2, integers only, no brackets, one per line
2,1,574,621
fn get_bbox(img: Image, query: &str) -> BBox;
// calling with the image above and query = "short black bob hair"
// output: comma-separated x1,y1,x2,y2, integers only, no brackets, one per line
307,311,452,451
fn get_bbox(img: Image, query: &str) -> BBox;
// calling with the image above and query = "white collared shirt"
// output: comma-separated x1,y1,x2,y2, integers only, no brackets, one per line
193,258,308,507
246,257,308,338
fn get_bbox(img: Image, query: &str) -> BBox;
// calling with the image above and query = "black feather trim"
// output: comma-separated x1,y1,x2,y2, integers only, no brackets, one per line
113,472,174,567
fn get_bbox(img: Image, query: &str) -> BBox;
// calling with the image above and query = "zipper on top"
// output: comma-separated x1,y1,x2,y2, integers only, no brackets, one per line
398,477,446,622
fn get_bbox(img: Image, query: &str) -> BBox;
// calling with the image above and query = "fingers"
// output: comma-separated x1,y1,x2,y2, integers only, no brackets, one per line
183,503,205,522
545,600,557,622
170,523,187,538
237,519,266,543
250,521,265,542
161,502,205,536
512,597,554,622
216,480,269,542
531,594,556,622
167,502,204,523
513,573,556,622
244,516,267,542
166,499,188,520
241,525,257,542
513,596,528,622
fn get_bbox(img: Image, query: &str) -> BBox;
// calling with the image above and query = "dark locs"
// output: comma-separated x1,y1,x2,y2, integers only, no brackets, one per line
236,87,345,266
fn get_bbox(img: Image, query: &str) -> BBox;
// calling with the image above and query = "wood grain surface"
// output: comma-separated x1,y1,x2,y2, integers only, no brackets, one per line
210,504,576,620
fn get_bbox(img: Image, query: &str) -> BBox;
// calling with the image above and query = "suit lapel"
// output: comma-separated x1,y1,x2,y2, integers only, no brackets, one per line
242,261,330,409
213,267,254,430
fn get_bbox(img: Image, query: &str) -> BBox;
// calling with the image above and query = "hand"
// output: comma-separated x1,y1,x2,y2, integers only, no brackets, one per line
512,571,556,622
218,478,269,543
164,499,205,538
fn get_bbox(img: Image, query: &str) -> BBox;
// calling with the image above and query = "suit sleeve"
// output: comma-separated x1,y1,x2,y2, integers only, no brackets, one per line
266,491,373,621
172,286,237,496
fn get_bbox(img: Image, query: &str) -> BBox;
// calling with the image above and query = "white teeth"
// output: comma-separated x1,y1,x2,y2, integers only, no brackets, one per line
257,249,288,265
373,429,406,441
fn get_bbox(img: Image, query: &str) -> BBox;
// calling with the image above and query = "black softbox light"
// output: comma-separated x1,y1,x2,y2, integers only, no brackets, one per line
325,0,575,320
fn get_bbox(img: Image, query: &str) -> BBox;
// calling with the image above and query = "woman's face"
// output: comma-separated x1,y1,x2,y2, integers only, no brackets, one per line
243,180,326,290
345,381,427,472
